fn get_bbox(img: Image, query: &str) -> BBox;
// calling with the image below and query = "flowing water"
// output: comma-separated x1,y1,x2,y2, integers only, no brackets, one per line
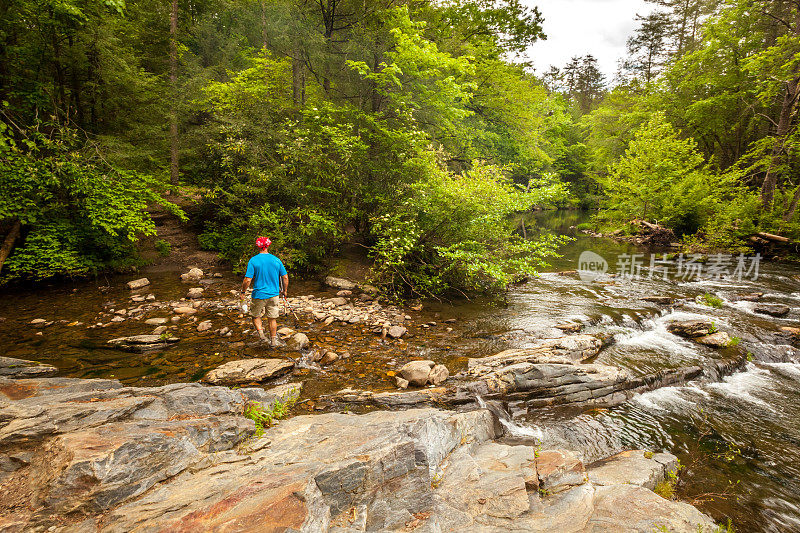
2,210,800,531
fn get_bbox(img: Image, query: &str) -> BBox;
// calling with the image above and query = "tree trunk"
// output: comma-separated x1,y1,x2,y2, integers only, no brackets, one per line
761,76,799,209
761,6,800,209
292,51,306,105
169,0,180,189
0,219,21,275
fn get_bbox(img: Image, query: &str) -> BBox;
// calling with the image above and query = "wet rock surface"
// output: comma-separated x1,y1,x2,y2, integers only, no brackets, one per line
0,365,716,532
0,357,58,379
202,358,295,385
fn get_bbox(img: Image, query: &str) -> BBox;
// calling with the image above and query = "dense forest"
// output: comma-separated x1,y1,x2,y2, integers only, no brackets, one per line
1,0,799,295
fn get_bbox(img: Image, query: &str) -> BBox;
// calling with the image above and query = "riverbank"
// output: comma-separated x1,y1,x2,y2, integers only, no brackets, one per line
0,357,717,532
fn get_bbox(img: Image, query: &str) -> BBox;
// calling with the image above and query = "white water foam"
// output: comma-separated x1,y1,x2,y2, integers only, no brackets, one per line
764,362,800,381
475,395,544,440
707,363,775,410
632,386,692,411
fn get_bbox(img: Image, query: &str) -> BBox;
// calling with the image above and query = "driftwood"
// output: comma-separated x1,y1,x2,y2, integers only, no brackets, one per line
756,232,790,244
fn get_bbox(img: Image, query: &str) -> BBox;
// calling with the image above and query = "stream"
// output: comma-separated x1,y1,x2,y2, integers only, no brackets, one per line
2,210,800,531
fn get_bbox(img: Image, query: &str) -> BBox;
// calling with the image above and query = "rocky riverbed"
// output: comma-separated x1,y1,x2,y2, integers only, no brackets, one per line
0,356,717,532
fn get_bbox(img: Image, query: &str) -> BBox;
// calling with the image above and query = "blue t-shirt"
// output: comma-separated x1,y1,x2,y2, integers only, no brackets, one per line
245,253,287,299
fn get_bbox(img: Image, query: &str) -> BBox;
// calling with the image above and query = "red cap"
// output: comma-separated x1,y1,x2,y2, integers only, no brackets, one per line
255,237,272,249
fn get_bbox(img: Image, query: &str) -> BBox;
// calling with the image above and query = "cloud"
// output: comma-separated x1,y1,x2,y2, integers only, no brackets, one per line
524,0,654,77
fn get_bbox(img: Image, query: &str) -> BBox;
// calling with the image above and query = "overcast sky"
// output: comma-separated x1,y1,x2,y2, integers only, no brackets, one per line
525,0,655,78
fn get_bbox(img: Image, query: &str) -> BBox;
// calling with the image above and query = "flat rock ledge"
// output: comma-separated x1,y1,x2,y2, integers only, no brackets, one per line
0,366,715,532
0,357,58,379
327,332,746,410
202,358,295,385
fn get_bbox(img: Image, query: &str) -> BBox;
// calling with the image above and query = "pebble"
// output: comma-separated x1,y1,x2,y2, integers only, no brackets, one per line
197,320,212,332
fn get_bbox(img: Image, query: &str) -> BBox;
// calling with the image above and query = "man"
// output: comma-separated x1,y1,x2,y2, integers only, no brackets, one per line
241,237,289,346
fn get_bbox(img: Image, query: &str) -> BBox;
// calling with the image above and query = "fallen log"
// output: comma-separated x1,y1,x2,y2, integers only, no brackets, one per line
756,232,790,243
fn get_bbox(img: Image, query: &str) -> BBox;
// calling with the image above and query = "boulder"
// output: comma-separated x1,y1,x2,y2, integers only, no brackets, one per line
388,325,407,339
277,326,295,337
586,484,716,532
196,320,212,332
320,352,339,365
144,318,168,325
0,357,58,379
180,268,204,281
287,332,310,351
203,358,295,385
536,449,585,494
400,360,435,386
323,276,357,290
754,303,791,317
107,335,179,352
666,319,715,338
695,331,732,348
126,278,150,290
325,297,348,306
587,450,678,490
186,287,204,299
738,292,764,302
336,290,353,297
641,296,674,305
428,364,449,385
395,377,410,389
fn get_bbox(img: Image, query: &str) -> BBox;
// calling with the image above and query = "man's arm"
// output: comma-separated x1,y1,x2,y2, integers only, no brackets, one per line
241,277,252,296
280,274,289,297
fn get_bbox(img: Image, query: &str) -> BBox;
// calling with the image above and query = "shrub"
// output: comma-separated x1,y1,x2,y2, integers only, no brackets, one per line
155,239,171,257
698,293,723,308
369,163,570,296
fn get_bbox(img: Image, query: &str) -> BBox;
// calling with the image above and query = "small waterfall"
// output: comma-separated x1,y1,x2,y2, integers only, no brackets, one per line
475,395,543,441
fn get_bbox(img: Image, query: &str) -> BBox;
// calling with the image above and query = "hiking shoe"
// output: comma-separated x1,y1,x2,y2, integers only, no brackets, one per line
270,336,286,348
257,329,268,341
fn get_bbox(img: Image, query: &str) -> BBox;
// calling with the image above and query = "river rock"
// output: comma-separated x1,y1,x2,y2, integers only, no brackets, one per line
396,376,410,389
144,317,168,325
586,484,716,532
754,303,791,317
203,358,294,385
336,290,352,297
695,331,732,348
325,297,348,306
126,278,150,290
587,450,678,490
151,326,167,335
186,287,204,299
468,335,604,369
107,335,179,352
666,319,715,338
429,364,449,385
0,357,58,378
324,276,357,290
642,295,674,305
172,306,196,315
277,326,294,337
180,267,203,281
320,351,339,365
287,332,310,351
738,292,764,301
196,320,212,332
29,318,47,327
536,449,585,494
400,360,435,386
388,325,407,339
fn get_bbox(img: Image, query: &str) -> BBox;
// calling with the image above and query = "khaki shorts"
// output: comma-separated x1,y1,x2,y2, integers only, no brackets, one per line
251,296,280,319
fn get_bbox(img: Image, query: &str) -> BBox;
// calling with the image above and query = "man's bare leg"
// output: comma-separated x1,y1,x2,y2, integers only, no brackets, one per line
268,318,284,347
253,316,267,341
